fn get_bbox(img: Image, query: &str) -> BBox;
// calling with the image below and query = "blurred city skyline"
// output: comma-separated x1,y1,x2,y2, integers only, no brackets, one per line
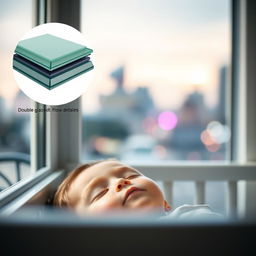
82,0,230,113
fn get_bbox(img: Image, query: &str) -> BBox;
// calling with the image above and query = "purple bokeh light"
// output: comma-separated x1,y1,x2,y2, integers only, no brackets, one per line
158,111,178,131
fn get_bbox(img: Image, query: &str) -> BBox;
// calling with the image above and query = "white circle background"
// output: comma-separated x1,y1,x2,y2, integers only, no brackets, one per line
13,23,95,105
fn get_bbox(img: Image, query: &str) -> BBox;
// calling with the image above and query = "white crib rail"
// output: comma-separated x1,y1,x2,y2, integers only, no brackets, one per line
163,181,173,206
195,181,205,204
227,181,238,217
134,163,256,217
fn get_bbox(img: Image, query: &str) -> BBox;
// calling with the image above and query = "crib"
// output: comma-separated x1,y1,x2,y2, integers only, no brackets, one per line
136,163,256,218
0,198,255,256
0,162,256,256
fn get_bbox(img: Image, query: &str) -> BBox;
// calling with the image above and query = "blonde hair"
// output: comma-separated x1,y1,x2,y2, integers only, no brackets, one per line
53,160,111,207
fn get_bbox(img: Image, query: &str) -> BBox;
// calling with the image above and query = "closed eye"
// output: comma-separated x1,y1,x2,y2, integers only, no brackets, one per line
126,174,140,179
91,189,108,203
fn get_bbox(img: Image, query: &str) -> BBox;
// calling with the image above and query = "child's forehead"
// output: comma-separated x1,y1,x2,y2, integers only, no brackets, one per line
73,160,131,187
67,161,122,203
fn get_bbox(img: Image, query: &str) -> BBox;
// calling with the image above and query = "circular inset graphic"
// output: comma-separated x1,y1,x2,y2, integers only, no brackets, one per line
12,23,95,105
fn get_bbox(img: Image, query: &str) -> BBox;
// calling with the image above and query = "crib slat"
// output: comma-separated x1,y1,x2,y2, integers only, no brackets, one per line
227,181,237,217
195,181,205,204
163,181,173,206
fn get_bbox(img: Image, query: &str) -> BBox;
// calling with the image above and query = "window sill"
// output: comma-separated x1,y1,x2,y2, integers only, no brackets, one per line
0,168,64,215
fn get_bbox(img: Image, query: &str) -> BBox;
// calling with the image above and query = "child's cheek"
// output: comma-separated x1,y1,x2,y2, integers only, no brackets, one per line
139,177,160,191
139,178,165,201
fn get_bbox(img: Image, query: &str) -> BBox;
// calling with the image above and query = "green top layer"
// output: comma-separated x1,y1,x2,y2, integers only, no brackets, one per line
15,34,93,71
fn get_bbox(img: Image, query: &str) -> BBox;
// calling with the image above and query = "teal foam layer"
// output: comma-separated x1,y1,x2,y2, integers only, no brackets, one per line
15,34,93,71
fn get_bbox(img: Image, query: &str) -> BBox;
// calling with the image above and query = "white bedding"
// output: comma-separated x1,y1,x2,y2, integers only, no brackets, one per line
164,204,223,219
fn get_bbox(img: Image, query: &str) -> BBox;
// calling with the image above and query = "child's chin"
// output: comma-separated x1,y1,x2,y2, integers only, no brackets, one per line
128,197,161,210
103,208,163,218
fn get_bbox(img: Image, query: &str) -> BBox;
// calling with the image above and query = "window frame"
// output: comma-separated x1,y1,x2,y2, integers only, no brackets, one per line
0,0,255,216
0,0,64,213
0,0,82,214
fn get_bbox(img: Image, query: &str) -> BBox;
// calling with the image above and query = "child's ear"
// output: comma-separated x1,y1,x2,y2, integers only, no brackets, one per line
164,200,171,212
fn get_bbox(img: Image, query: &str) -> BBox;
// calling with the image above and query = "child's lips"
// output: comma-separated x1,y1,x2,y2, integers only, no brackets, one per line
122,187,146,206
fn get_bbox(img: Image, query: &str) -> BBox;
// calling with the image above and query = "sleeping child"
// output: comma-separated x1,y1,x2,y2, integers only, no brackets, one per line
53,159,221,219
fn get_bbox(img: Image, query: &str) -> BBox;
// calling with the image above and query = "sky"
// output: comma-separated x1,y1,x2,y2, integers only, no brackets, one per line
81,0,230,112
0,0,230,112
0,0,33,105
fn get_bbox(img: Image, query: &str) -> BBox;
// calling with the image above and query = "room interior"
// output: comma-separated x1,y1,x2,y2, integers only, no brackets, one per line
0,0,255,254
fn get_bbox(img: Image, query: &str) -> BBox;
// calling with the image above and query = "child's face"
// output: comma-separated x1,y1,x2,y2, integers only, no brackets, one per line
67,160,170,216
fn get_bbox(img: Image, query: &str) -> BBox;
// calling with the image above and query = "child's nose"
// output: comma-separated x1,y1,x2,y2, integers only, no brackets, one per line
116,179,131,192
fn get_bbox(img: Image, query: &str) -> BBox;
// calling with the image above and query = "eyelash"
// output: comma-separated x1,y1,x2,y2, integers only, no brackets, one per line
90,174,140,203
92,189,108,203
126,174,140,179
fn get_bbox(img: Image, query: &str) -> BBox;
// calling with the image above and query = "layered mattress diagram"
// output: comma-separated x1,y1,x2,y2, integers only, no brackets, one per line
13,34,94,90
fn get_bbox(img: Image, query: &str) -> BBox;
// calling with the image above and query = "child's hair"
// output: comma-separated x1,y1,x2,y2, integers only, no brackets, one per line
53,159,110,207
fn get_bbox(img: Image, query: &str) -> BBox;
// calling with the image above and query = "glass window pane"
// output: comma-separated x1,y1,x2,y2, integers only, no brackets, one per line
0,0,33,192
81,0,231,162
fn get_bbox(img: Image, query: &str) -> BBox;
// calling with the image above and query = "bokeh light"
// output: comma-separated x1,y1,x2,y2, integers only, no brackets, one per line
207,121,231,144
142,116,157,135
158,111,178,131
200,129,220,152
94,137,120,154
206,143,221,152
153,145,167,159
200,130,217,146
200,121,231,153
